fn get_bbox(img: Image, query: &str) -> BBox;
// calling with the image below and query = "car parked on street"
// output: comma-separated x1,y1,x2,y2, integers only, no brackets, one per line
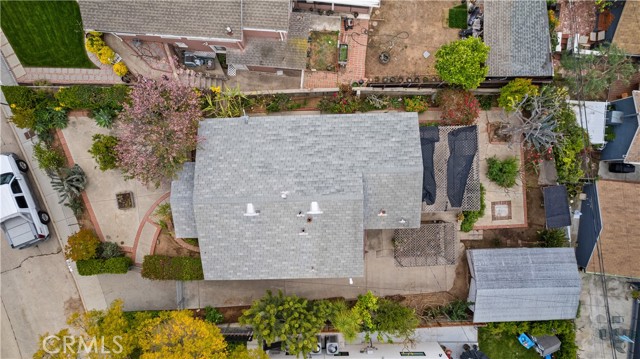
0,153,50,249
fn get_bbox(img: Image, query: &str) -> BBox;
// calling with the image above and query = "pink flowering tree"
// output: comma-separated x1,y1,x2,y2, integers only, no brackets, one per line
115,77,202,187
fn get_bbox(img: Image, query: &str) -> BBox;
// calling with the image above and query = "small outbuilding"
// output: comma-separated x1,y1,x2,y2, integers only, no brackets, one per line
542,185,572,229
467,248,581,323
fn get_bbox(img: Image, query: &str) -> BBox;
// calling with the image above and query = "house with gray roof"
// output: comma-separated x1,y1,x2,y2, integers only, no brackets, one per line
467,248,581,323
483,0,553,78
171,113,423,280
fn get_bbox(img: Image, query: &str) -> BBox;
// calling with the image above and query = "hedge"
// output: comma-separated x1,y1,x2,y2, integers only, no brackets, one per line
76,257,131,276
141,255,204,280
54,85,129,110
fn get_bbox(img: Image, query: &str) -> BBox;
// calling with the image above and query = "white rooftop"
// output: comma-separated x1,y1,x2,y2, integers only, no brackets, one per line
569,100,607,145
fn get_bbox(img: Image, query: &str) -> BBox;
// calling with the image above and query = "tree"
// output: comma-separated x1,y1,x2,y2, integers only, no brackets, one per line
373,299,419,341
64,229,100,261
66,299,136,359
239,290,331,358
137,310,226,359
227,346,270,359
33,328,81,359
561,43,638,100
435,37,490,90
538,228,568,247
114,77,202,187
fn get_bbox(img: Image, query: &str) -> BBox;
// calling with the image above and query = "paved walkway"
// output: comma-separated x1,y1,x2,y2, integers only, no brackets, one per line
59,114,169,264
304,19,369,88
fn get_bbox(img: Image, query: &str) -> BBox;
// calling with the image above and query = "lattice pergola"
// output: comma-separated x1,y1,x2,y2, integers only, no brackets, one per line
393,222,458,267
422,126,481,212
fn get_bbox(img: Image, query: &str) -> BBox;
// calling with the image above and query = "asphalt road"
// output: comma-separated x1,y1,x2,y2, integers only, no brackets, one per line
1,115,83,359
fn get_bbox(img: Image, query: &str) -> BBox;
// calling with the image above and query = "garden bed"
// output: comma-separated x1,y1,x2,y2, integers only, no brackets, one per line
308,31,339,71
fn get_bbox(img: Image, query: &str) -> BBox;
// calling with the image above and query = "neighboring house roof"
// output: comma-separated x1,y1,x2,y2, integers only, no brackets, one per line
171,113,423,280
78,0,290,41
542,185,572,229
569,100,606,145
587,180,640,278
484,0,553,77
612,0,640,55
467,248,581,323
575,183,602,269
601,92,640,163
227,11,309,70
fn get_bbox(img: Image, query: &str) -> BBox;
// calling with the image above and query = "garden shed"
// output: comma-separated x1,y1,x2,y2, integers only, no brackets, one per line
467,248,581,323
542,185,572,229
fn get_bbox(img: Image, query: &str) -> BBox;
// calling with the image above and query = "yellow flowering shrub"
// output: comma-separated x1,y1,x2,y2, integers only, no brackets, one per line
113,62,129,76
85,34,105,54
97,46,116,64
498,78,539,112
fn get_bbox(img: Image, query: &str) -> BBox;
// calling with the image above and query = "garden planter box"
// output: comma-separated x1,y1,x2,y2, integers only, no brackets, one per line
116,191,135,209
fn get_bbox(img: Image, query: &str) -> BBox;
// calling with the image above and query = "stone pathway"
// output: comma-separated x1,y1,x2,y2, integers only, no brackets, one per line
304,19,368,88
1,30,122,85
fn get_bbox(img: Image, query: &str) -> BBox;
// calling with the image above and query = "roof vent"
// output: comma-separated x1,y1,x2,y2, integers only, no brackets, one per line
299,228,309,236
244,203,259,216
378,209,387,217
281,191,289,199
399,218,407,225
296,211,305,218
307,201,323,215
226,26,233,36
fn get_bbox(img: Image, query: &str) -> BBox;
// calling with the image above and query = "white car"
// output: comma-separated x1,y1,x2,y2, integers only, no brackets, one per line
0,153,50,249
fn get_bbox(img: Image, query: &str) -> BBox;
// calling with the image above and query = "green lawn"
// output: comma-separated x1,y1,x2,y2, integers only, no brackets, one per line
478,328,540,359
0,0,95,68
448,4,468,29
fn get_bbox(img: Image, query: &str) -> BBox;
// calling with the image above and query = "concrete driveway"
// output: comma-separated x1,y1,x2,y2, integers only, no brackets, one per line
1,115,83,359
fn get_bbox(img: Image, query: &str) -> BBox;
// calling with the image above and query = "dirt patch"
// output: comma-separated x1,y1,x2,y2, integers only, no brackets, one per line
365,0,460,79
469,169,545,248
308,31,339,71
153,230,200,258
64,296,84,316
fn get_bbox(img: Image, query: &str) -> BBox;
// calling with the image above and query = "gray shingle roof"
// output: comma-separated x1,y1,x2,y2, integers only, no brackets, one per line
484,0,553,77
467,248,581,323
227,11,309,69
78,0,289,41
170,162,198,239
171,113,423,280
542,185,572,228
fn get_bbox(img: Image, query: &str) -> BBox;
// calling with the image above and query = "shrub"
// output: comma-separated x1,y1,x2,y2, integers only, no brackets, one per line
460,184,485,232
317,85,363,114
55,85,129,110
448,4,468,29
85,34,106,54
141,255,204,280
553,108,586,183
88,134,119,171
33,106,68,134
97,241,124,259
538,228,568,247
113,62,128,77
477,95,494,110
65,229,100,261
50,164,87,204
548,10,560,49
2,86,38,108
76,257,131,276
9,107,36,129
97,46,116,65
436,89,480,125
435,37,490,90
91,108,116,128
204,306,224,324
486,156,520,188
33,141,65,173
403,96,429,113
498,78,539,112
